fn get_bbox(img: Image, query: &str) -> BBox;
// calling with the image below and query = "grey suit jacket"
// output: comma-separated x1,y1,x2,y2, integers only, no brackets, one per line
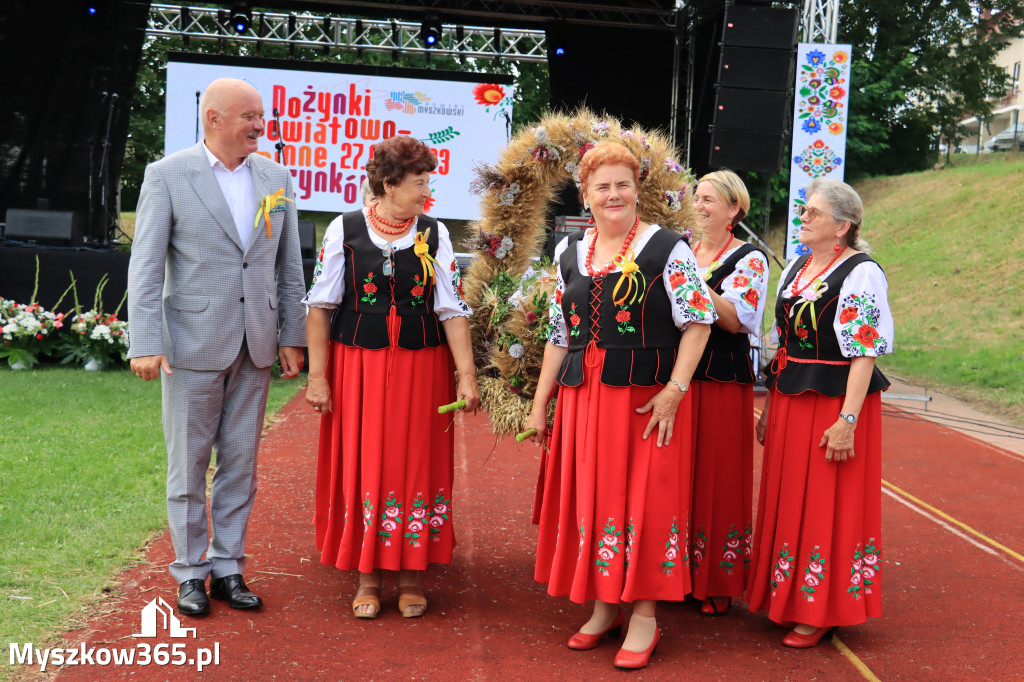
127,143,307,370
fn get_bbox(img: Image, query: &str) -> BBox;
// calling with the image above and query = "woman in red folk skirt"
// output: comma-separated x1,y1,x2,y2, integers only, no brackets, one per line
524,142,715,670
689,170,769,615
303,136,480,619
748,178,894,647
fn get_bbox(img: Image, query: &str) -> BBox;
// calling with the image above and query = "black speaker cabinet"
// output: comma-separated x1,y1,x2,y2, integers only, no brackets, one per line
4,209,83,245
297,219,317,259
712,87,789,133
718,46,796,91
709,130,786,173
722,5,799,49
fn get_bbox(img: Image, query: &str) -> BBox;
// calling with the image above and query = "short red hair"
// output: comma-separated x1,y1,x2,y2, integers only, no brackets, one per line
579,141,640,190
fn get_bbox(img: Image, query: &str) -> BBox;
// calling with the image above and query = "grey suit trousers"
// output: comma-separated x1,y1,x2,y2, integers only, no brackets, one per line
162,342,271,583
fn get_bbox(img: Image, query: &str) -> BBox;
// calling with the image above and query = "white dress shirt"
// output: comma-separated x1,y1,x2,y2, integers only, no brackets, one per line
203,142,256,249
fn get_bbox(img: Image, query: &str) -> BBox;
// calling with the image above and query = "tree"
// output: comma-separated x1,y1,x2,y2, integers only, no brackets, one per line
840,1,1024,177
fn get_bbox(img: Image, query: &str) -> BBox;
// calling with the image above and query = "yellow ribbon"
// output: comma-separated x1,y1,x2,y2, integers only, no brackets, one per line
611,249,646,306
414,228,439,284
791,279,829,331
254,189,294,239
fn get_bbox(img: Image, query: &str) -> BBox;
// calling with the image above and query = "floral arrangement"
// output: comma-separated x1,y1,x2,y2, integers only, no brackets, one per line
0,298,64,369
56,273,129,370
461,108,697,436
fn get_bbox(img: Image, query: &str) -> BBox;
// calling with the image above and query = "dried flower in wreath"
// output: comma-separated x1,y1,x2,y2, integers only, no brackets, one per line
469,163,507,196
664,157,684,174
665,188,687,211
497,183,521,206
592,121,610,136
531,145,561,162
639,157,652,182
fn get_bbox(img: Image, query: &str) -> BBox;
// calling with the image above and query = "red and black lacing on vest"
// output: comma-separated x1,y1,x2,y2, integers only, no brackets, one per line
330,210,447,350
555,228,684,387
766,252,889,397
693,243,763,384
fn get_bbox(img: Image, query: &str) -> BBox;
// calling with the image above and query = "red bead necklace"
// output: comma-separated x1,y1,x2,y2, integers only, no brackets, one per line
694,233,734,264
585,216,640,277
368,204,415,235
791,247,846,297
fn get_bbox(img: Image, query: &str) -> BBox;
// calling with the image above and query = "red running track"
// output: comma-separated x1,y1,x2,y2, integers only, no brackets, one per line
35,392,1024,680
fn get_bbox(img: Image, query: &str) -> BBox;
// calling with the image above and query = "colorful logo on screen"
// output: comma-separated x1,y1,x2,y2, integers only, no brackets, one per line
384,91,431,114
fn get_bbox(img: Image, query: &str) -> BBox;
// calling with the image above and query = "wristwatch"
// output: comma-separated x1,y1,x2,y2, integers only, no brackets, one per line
839,412,857,424
669,379,689,394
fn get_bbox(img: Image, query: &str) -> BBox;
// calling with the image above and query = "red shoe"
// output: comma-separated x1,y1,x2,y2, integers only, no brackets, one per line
700,597,732,615
567,610,626,650
613,628,661,669
782,626,837,648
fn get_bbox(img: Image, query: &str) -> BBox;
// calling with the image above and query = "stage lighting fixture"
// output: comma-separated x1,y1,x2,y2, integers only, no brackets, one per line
229,1,252,34
555,47,565,56
420,17,443,47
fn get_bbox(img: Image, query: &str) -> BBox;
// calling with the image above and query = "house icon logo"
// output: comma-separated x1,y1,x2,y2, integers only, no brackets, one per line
132,597,197,638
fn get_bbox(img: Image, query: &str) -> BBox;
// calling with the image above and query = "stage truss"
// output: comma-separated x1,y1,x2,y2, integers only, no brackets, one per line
146,3,548,62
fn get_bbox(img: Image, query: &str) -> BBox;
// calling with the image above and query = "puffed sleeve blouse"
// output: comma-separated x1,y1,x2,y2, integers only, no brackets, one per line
774,255,895,357
302,209,472,321
697,244,770,336
547,225,718,348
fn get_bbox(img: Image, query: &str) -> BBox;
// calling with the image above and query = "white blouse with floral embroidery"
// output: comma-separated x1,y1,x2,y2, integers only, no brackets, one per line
302,209,472,321
697,244,770,336
774,257,895,357
547,226,718,348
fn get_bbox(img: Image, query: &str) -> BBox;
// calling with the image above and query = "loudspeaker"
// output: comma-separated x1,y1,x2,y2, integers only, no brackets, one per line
297,219,317,259
708,130,786,173
721,5,799,49
4,209,83,245
545,230,572,261
698,3,798,173
718,46,796,90
711,88,789,133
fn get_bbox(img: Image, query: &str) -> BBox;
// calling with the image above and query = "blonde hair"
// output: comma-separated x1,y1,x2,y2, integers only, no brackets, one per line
696,169,750,226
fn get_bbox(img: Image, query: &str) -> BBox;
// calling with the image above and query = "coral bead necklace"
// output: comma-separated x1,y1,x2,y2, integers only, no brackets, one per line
791,247,846,297
585,216,640,277
694,233,734,281
368,203,415,235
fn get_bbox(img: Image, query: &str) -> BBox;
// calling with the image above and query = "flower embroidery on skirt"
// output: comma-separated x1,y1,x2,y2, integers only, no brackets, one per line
771,543,793,597
800,546,827,601
594,518,622,576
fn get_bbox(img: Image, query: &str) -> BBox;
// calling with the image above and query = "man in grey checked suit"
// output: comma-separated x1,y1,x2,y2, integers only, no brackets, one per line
128,78,307,616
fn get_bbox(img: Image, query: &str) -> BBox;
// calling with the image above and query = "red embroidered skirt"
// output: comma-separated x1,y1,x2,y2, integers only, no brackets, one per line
313,341,456,572
689,381,754,600
534,347,696,604
746,390,883,626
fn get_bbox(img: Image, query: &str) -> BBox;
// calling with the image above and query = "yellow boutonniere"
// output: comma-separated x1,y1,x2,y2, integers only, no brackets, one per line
254,189,293,238
413,228,439,284
611,249,646,306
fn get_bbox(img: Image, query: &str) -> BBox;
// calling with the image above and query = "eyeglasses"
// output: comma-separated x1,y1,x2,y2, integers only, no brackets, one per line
798,205,837,222
382,243,395,277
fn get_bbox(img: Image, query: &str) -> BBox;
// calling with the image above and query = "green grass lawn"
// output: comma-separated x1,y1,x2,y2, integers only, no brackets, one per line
856,154,1024,422
0,367,303,657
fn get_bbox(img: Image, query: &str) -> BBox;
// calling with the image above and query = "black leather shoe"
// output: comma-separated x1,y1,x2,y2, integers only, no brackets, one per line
209,574,263,610
177,579,210,616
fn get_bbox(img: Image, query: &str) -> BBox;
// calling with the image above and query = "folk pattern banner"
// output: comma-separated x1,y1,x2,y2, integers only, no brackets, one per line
785,43,852,259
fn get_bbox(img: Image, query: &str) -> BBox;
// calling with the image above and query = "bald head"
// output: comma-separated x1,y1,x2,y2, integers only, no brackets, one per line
200,78,265,168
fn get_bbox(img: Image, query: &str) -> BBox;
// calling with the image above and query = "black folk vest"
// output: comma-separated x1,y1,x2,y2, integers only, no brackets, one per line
556,228,684,387
693,243,764,384
329,211,447,350
768,252,889,397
